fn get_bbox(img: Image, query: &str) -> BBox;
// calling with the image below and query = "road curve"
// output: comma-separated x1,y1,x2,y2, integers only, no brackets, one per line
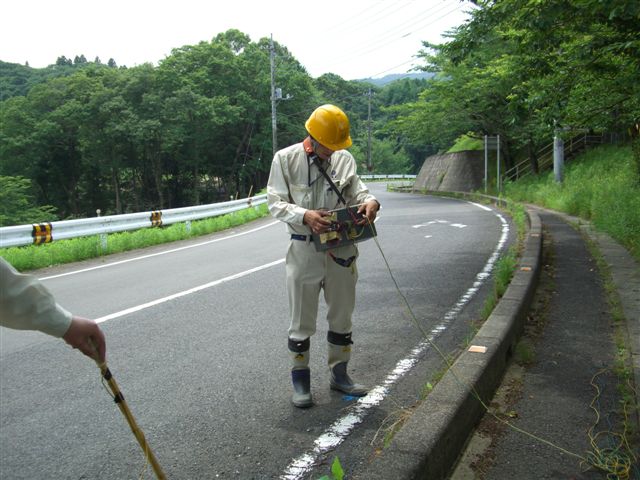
0,184,513,479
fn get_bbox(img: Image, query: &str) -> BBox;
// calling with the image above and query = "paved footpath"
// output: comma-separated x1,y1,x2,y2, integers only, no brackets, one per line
451,208,640,480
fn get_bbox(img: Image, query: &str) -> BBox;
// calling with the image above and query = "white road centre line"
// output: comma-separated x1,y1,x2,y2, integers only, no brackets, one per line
469,201,493,212
39,221,280,281
281,203,510,480
95,258,285,324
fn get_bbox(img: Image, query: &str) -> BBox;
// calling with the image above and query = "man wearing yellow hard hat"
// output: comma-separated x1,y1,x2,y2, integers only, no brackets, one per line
267,104,380,408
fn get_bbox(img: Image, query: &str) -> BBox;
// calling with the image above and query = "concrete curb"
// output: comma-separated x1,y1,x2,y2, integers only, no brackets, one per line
354,202,543,480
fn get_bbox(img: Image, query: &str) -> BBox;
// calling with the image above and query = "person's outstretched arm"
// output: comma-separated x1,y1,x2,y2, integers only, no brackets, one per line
0,258,106,362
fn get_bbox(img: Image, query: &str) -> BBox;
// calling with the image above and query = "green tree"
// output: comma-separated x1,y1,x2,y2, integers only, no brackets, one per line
0,176,57,226
0,29,332,218
389,0,640,175
78,67,134,214
366,139,412,174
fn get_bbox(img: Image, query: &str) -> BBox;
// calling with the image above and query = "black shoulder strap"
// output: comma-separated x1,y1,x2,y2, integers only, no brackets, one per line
312,155,348,206
304,139,347,206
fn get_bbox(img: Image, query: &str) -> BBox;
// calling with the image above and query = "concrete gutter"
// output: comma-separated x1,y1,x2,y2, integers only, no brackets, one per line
354,201,543,480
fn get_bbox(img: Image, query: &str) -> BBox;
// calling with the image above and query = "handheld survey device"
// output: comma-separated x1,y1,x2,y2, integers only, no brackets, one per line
312,204,377,252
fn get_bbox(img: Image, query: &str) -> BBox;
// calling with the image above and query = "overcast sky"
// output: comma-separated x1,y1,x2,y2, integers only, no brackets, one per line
1,0,473,80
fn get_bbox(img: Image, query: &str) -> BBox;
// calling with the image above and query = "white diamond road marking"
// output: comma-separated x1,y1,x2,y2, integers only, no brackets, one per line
412,219,468,230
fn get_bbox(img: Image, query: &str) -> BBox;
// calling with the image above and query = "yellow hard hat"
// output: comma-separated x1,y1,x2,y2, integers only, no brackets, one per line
305,104,352,150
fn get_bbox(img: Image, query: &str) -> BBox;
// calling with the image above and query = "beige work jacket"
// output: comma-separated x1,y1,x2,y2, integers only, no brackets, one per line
0,258,72,337
267,142,376,236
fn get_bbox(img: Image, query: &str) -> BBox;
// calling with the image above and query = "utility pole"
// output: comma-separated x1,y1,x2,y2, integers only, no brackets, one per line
269,35,292,157
484,135,488,193
554,125,564,183
366,88,373,171
497,134,501,193
270,35,277,157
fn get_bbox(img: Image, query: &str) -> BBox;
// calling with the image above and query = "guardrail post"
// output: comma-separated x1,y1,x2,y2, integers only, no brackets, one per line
99,233,108,253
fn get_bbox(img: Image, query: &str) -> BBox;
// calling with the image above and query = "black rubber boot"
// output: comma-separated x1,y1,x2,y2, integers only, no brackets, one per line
330,362,368,396
291,368,313,408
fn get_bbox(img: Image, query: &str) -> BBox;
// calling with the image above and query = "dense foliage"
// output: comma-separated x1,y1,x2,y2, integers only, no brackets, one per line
387,0,640,174
2,1,638,226
0,30,420,224
0,176,57,225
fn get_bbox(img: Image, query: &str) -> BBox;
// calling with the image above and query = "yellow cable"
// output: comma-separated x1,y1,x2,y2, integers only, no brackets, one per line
582,369,636,479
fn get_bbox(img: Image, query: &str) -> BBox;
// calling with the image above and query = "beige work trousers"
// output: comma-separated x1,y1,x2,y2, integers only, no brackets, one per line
286,238,358,341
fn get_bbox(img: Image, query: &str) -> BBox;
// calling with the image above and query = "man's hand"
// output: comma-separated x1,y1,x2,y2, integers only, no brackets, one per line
303,209,333,234
62,316,106,363
357,200,380,225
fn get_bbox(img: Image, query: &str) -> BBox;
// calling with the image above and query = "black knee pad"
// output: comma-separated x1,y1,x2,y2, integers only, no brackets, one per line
327,331,353,346
288,337,310,353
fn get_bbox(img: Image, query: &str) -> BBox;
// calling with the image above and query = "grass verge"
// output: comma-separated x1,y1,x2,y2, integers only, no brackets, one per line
503,144,639,262
0,204,269,271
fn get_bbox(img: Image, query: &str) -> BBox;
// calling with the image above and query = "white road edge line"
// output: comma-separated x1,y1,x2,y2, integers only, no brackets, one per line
95,258,285,324
39,221,280,281
281,203,509,480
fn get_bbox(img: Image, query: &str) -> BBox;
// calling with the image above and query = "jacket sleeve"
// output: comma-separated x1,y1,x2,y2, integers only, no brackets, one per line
0,258,72,337
348,176,377,206
340,152,377,206
266,153,307,226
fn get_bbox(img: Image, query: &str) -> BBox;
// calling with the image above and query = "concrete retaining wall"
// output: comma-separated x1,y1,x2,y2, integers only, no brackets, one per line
413,151,485,192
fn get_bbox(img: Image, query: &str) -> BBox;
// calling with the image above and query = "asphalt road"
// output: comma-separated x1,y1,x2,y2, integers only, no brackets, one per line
0,184,514,479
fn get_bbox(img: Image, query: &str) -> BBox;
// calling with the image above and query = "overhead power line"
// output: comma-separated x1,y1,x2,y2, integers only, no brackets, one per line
321,1,411,36
327,2,462,70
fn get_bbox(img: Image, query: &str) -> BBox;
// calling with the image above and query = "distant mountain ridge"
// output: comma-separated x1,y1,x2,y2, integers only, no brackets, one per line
356,72,435,86
0,59,115,101
1,59,435,102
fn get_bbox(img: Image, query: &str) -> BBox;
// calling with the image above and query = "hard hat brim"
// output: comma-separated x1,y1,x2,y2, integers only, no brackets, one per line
304,104,352,151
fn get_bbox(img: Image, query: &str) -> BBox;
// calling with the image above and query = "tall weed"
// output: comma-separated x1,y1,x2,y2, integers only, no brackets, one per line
504,145,639,261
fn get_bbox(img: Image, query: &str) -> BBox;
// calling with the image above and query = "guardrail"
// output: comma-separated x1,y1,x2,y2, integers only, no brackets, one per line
0,194,267,249
0,175,416,249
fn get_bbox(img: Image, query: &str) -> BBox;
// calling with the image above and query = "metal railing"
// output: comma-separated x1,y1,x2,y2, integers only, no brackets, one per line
0,174,416,249
360,174,417,180
0,194,267,249
504,133,609,181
